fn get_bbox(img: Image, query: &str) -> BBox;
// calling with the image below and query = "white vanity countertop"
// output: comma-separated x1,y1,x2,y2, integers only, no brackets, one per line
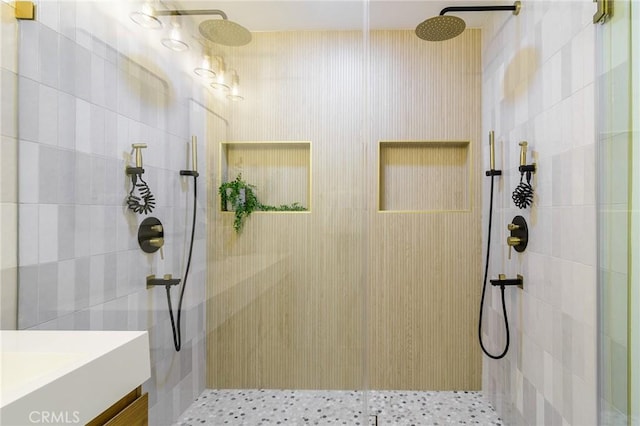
0,330,150,425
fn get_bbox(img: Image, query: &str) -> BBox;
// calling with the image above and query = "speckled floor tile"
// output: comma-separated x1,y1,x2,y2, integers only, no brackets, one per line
174,389,503,425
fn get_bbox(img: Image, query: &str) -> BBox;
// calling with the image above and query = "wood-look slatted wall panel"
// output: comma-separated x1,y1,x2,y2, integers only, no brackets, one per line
368,30,482,390
223,143,310,208
207,31,367,390
206,29,482,390
379,142,470,211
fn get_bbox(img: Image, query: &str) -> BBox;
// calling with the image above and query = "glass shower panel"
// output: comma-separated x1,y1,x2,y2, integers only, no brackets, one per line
205,1,370,423
596,0,635,424
630,2,640,423
365,2,483,395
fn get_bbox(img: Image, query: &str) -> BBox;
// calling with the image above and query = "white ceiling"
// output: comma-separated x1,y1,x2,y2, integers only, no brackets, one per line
165,0,505,32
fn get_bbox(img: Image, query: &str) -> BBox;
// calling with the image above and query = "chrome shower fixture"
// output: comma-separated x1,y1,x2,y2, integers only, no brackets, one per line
129,5,252,47
416,1,521,41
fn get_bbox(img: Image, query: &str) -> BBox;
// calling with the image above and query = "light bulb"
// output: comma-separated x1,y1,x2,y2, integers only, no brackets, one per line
211,57,230,91
194,55,216,79
226,72,244,101
130,3,162,29
161,22,188,51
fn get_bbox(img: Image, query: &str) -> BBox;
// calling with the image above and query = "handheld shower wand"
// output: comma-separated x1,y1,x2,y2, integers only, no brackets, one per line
485,131,502,177
165,137,200,352
478,131,512,360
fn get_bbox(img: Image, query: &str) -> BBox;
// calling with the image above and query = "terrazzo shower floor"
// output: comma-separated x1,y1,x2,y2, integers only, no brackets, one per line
174,389,503,425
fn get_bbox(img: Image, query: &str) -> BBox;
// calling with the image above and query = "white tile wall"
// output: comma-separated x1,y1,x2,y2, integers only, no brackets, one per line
8,0,211,422
481,1,599,425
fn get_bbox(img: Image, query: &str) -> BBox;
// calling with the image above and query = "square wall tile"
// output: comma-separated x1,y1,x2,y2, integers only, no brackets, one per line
18,76,39,143
89,205,106,255
75,98,90,153
0,267,17,329
17,264,38,329
91,53,105,108
38,84,59,146
18,20,38,81
57,204,75,260
38,145,60,204
73,256,90,311
74,45,91,102
1,135,17,203
0,203,17,269
38,204,58,263
74,153,92,205
1,69,18,138
90,103,105,155
89,254,105,306
57,258,75,315
37,0,60,31
58,35,76,96
38,25,59,89
37,261,58,323
58,148,76,204
57,91,76,150
18,203,38,266
73,205,90,259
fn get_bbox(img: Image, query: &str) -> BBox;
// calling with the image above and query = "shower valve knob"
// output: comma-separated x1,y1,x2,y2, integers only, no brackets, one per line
507,236,522,246
506,215,528,260
149,237,164,248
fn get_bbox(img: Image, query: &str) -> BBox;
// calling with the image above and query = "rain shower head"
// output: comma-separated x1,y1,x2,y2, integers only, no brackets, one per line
199,19,252,47
415,1,521,42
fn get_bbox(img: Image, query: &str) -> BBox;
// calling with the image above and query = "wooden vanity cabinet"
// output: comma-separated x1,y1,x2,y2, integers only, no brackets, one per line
86,386,148,426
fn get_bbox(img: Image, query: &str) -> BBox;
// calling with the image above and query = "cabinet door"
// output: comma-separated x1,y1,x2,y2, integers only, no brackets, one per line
87,387,148,426
104,393,148,426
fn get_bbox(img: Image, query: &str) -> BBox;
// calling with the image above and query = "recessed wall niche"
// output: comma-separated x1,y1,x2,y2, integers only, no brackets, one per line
219,141,311,211
378,140,472,212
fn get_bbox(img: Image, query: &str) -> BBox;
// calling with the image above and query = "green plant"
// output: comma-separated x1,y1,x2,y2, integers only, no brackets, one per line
219,174,307,233
258,202,306,212
219,174,260,232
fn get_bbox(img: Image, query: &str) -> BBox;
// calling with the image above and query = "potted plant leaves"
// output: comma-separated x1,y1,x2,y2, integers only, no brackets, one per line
219,174,306,233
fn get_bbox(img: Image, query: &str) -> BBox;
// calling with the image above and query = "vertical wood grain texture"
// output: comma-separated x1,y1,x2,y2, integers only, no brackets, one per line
379,141,471,211
222,142,311,209
206,29,482,391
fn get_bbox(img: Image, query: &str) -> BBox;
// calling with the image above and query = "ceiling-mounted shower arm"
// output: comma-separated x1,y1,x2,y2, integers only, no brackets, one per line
155,9,228,19
440,2,521,16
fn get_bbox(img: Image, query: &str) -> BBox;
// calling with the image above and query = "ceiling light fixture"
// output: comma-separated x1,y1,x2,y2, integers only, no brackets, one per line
161,20,189,51
210,57,230,92
194,54,216,79
130,6,246,100
130,2,162,29
226,71,244,101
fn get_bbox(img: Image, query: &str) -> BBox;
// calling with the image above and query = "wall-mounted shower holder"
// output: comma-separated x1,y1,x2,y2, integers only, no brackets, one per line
147,274,181,289
507,215,528,259
490,274,524,289
518,141,536,175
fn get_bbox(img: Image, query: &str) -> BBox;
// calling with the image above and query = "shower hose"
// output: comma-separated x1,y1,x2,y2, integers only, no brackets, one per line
478,173,511,359
166,174,198,352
